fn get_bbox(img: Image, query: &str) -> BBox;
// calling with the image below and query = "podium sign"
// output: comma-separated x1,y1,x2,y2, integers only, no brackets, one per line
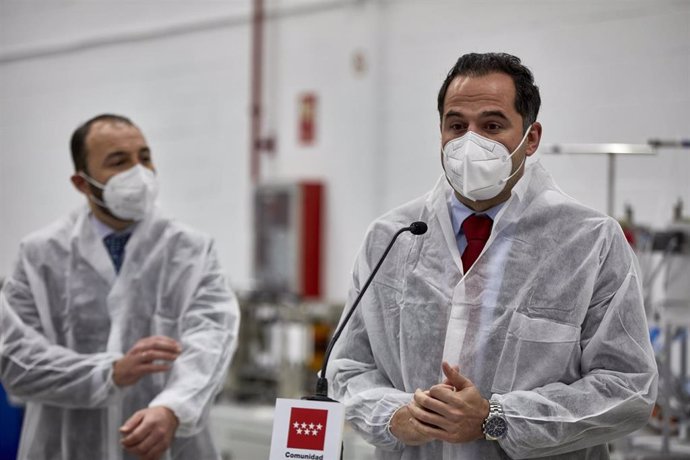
269,398,345,460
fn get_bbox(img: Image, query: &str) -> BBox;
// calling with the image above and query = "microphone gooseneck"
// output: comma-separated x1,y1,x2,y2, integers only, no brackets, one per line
309,221,428,400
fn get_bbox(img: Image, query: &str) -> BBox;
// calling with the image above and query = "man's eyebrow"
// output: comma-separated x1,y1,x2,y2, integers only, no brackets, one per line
444,110,510,121
103,151,127,163
444,110,464,119
480,110,510,121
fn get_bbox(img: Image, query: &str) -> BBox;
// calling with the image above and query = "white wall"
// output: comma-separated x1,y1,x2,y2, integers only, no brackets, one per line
260,1,383,299
0,1,254,289
377,1,690,221
1,0,688,303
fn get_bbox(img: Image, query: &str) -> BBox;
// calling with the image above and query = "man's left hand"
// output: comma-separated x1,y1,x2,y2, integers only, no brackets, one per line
407,361,489,443
120,406,179,460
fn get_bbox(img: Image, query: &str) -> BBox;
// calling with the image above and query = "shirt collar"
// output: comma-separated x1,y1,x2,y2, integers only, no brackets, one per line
449,192,505,237
89,212,135,239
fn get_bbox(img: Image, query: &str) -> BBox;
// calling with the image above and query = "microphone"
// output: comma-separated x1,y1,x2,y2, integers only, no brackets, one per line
409,221,428,235
306,221,428,401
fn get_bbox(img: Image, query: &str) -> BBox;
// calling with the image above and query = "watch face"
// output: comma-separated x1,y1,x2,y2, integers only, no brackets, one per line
485,416,507,438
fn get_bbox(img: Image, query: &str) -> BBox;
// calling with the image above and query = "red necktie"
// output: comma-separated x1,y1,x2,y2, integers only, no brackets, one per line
461,214,493,272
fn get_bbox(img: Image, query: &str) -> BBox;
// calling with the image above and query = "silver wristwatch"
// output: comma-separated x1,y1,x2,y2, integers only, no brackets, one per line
482,400,507,441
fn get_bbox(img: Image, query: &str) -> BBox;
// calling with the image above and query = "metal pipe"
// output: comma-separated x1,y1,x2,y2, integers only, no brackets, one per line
250,0,265,184
0,0,358,65
540,143,654,156
648,139,690,149
607,152,615,217
541,143,655,217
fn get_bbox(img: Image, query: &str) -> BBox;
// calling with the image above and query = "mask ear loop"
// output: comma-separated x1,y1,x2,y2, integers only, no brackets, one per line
78,172,109,208
78,171,105,189
497,155,526,185
498,125,533,185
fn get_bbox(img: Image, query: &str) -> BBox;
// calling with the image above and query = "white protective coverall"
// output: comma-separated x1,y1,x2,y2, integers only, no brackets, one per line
327,161,658,459
2,206,240,460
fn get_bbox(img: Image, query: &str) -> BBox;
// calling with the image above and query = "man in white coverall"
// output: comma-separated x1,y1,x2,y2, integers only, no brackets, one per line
1,114,240,460
327,53,658,459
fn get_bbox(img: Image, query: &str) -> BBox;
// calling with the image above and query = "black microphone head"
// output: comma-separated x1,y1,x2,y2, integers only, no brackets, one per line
409,221,428,235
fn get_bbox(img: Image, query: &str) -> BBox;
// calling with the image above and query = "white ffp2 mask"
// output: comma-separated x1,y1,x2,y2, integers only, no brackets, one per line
81,165,159,221
442,127,531,201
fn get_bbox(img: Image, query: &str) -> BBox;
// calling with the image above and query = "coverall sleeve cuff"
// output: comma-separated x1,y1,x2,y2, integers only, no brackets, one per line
385,404,407,448
92,354,123,404
148,396,198,437
385,405,404,437
369,394,411,451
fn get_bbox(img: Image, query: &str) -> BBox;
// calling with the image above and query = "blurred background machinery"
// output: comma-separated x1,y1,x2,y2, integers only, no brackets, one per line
225,180,330,402
210,180,377,459
613,199,690,459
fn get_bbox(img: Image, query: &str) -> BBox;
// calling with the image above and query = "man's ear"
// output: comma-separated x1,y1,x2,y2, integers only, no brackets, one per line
70,173,90,196
525,122,542,157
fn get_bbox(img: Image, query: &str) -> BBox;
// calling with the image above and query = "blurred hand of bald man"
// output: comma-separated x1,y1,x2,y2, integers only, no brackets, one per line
113,336,181,387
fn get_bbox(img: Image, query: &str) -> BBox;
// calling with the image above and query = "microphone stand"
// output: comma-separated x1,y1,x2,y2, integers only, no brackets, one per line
301,222,427,459
307,225,415,401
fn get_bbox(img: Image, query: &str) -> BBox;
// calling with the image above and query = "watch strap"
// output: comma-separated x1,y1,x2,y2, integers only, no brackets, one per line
482,400,507,441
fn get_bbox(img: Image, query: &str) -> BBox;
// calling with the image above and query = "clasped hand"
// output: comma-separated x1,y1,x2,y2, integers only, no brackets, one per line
390,362,489,445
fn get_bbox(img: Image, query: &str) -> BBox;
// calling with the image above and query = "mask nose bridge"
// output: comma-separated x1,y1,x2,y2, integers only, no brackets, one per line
466,131,501,154
481,140,497,153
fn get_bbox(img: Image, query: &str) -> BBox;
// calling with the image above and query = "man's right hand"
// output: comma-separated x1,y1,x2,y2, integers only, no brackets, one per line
113,336,181,387
389,404,435,446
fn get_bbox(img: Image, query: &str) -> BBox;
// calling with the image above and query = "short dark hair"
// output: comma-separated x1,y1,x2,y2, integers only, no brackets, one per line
70,113,135,173
437,52,541,132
